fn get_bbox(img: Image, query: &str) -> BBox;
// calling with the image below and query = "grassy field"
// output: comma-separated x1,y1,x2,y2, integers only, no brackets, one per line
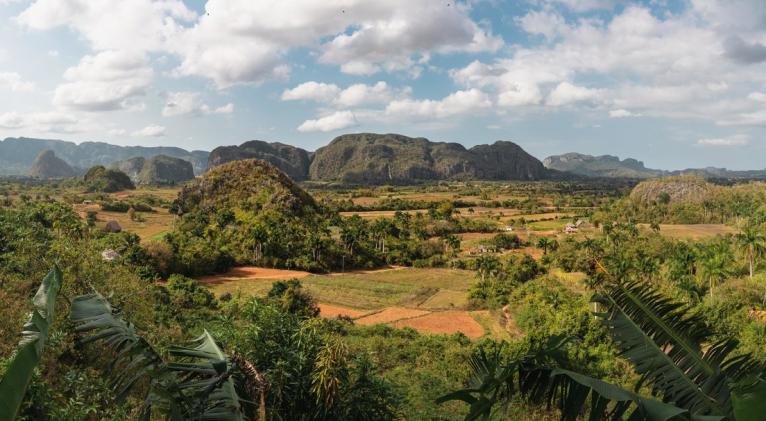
75,203,177,240
207,267,475,309
641,223,737,239
202,267,513,338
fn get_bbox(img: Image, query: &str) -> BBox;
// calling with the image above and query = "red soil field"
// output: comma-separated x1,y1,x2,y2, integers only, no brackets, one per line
391,311,484,338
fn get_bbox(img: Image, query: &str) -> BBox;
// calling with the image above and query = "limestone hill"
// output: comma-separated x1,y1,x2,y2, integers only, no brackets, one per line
136,155,195,185
629,176,716,204
83,165,135,192
173,159,317,216
28,150,76,179
208,140,311,181
308,133,547,183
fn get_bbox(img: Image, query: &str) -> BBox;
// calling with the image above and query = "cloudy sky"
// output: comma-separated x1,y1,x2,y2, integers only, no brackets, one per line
1,0,766,170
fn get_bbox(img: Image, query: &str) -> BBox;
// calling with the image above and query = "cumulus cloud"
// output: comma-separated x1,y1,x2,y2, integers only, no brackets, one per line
0,111,84,133
53,50,152,111
697,135,750,146
297,110,356,132
445,3,766,127
19,0,500,88
546,82,602,106
162,91,234,117
0,72,35,91
281,82,341,102
609,109,642,118
336,82,403,107
282,81,406,107
132,124,166,137
385,89,492,120
723,36,766,64
17,0,195,53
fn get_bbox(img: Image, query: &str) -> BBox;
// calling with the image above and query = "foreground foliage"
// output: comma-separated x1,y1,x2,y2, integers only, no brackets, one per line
441,274,766,420
0,267,62,420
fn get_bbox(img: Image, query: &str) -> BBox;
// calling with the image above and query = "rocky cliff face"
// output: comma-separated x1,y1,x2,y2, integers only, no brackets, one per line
109,157,145,180
28,150,76,179
136,155,195,185
207,140,312,180
308,133,547,183
543,153,665,178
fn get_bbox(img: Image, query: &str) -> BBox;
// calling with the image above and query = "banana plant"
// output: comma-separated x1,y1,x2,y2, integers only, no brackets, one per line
0,266,63,420
439,279,766,420
70,292,250,420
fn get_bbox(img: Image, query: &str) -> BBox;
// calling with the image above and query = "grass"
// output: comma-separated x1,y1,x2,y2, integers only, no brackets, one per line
207,268,476,310
641,223,736,239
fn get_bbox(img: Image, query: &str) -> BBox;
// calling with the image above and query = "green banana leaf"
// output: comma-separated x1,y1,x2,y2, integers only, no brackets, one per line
0,267,63,420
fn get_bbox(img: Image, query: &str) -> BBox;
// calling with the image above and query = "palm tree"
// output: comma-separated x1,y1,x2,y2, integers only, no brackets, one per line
735,225,766,279
536,237,552,255
474,255,501,283
440,276,766,420
699,244,733,298
443,234,461,255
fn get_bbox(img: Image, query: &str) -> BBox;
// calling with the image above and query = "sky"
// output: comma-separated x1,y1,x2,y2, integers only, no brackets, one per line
1,0,766,170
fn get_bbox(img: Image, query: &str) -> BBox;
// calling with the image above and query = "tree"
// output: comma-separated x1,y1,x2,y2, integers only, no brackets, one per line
699,243,733,298
735,224,766,279
444,234,461,254
537,237,552,255
474,255,501,283
440,279,766,420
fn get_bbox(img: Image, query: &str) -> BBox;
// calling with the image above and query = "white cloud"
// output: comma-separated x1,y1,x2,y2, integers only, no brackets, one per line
517,10,567,40
166,0,500,86
162,91,234,117
281,82,340,102
697,135,750,146
17,0,195,53
53,50,152,111
107,128,126,136
0,72,35,92
47,50,59,57
385,89,492,120
297,110,356,133
609,109,642,118
0,111,84,133
282,81,405,108
546,82,602,106
446,3,766,127
336,82,401,107
132,125,166,137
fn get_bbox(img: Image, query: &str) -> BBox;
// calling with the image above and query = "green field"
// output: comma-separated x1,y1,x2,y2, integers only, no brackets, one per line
208,268,475,310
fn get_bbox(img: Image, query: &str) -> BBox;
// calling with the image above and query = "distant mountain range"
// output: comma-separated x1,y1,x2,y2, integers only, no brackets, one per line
5,135,766,183
543,153,665,178
0,137,208,176
543,152,766,180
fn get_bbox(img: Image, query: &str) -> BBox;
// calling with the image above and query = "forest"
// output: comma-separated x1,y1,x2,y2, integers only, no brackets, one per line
2,170,766,420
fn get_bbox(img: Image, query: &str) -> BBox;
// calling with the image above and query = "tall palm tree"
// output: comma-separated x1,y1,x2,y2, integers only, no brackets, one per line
699,245,733,298
475,255,501,283
536,237,552,255
735,225,766,279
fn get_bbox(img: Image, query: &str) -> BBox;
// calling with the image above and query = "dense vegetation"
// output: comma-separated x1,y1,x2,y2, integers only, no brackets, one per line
3,171,766,420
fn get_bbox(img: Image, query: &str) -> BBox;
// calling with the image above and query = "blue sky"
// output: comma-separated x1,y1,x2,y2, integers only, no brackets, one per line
1,0,766,170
